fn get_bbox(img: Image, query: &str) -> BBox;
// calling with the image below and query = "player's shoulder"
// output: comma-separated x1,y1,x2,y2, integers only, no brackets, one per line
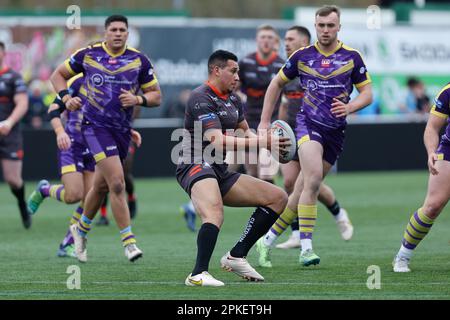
240,52,257,65
67,73,84,88
126,46,153,63
436,83,450,98
341,43,365,58
190,84,212,100
230,92,242,104
288,44,314,59
187,85,216,110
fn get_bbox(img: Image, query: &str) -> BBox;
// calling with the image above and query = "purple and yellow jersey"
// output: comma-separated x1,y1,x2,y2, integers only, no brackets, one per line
65,74,87,144
65,42,157,131
430,83,450,144
279,41,371,129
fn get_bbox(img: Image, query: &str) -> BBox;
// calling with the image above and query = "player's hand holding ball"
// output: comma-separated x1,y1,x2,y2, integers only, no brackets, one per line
268,120,296,164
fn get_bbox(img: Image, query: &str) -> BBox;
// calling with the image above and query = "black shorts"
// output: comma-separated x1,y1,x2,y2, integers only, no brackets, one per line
0,130,23,160
176,162,241,197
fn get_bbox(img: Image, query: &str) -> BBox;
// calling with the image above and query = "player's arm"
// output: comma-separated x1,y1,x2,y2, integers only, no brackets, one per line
331,83,373,117
259,74,286,130
278,95,289,122
424,114,446,175
206,120,290,153
332,52,373,117
121,55,162,108
130,129,142,147
50,49,86,110
0,76,28,136
47,98,71,151
424,88,450,175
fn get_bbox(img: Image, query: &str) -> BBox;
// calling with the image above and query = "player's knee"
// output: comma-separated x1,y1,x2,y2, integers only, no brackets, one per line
201,202,224,227
305,174,322,194
283,178,295,194
4,175,22,189
109,177,125,195
64,189,83,204
422,203,445,219
267,187,288,213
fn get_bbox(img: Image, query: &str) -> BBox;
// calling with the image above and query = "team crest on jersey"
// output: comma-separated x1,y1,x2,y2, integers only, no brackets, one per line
96,56,102,62
321,59,331,67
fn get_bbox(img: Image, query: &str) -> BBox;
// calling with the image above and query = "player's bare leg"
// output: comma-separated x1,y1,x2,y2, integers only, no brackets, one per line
221,174,287,280
318,183,353,240
58,171,94,258
185,178,225,286
73,156,142,262
275,160,301,249
394,160,450,272
2,159,31,229
297,141,333,266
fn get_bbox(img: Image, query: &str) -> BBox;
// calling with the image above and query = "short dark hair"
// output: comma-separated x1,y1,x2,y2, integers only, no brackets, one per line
316,5,341,19
0,41,5,51
208,50,238,74
407,77,420,88
105,15,128,29
288,26,311,43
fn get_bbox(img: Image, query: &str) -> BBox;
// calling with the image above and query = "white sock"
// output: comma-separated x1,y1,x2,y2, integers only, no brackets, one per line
334,209,345,221
301,239,312,251
398,245,413,260
263,230,278,247
187,200,195,212
291,230,300,239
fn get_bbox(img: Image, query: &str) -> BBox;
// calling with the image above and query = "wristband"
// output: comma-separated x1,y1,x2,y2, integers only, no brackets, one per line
58,89,70,99
140,95,147,107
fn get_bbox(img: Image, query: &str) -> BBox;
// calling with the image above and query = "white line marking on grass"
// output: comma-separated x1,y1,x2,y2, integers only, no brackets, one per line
2,280,450,286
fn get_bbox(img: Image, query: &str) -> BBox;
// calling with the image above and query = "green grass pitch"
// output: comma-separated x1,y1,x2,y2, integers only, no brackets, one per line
1,171,450,299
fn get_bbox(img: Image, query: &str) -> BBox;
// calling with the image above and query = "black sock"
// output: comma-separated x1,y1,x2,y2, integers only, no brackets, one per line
11,185,26,210
230,206,279,258
192,223,220,276
290,217,299,231
327,201,341,216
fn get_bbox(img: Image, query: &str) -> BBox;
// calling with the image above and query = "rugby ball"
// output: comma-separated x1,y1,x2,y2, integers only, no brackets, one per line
270,120,297,164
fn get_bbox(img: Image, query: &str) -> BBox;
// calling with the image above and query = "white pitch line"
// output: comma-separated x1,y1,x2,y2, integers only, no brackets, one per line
1,280,450,286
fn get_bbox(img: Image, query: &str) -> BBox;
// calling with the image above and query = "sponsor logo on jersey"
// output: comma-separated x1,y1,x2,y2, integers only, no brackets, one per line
108,58,117,64
106,145,118,151
321,59,331,67
91,73,104,86
198,113,217,121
